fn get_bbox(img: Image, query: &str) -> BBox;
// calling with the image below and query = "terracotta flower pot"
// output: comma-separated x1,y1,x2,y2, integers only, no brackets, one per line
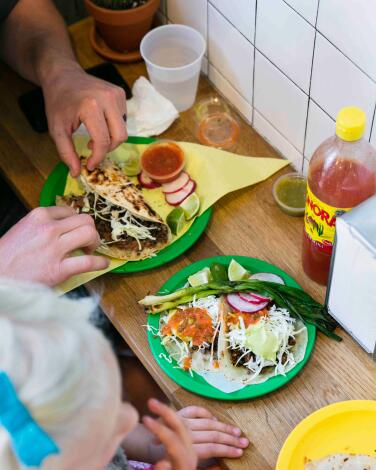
84,0,160,53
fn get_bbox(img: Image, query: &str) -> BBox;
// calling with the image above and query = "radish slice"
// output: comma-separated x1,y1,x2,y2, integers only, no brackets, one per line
165,180,196,206
138,171,161,189
162,172,190,194
226,294,269,313
247,292,271,302
239,293,270,304
250,272,285,285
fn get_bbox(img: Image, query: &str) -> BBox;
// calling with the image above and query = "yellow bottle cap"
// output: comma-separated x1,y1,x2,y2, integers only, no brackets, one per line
336,106,366,141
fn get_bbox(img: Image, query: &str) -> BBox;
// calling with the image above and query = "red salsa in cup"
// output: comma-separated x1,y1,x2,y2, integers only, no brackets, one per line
141,142,185,183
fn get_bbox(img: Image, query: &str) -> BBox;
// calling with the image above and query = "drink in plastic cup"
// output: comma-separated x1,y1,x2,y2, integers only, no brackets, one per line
140,24,206,112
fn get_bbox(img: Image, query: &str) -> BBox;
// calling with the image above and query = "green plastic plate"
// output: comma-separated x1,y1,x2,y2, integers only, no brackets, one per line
147,255,316,401
39,136,212,274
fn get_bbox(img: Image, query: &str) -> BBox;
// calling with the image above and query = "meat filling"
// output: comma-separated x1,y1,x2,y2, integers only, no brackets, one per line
61,193,169,253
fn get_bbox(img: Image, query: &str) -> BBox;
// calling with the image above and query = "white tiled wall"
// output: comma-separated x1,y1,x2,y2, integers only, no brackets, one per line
208,5,254,103
162,1,376,171
304,100,334,160
254,51,308,152
311,33,376,139
256,0,315,92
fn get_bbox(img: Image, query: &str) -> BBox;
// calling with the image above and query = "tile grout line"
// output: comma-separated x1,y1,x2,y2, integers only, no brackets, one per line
210,58,305,156
302,0,320,164
208,62,253,116
255,48,309,96
206,0,209,70
252,0,258,125
280,0,376,85
317,33,376,86
208,1,255,46
281,0,316,27
209,58,306,156
207,1,325,99
208,0,376,152
254,104,304,156
210,0,375,88
207,68,253,126
254,107,303,168
310,97,335,122
369,103,376,144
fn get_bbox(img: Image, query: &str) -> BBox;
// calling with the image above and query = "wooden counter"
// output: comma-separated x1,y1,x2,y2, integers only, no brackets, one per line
0,17,374,470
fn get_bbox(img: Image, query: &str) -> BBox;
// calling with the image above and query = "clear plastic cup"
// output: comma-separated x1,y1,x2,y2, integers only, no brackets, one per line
140,24,206,112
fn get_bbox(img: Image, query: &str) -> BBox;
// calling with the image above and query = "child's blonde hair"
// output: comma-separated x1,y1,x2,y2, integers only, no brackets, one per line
0,279,113,469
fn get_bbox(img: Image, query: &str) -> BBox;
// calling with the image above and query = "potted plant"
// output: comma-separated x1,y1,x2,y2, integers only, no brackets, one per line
84,0,160,53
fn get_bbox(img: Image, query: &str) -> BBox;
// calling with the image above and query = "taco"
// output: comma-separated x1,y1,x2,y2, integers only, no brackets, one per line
56,158,171,261
218,297,308,385
305,454,376,469
158,296,223,372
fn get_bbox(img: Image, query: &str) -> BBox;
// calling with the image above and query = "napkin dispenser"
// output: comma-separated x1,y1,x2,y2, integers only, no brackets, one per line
326,195,376,359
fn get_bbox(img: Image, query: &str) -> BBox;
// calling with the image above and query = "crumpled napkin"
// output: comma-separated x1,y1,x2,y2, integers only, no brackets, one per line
73,76,179,139
126,76,179,137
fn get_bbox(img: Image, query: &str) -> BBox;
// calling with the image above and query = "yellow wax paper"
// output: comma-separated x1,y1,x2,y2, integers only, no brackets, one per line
56,136,288,294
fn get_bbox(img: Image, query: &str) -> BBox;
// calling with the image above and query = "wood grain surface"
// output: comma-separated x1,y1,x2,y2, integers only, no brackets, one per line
0,17,374,470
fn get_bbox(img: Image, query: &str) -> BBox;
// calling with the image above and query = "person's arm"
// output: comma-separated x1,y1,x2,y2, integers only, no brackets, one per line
0,0,127,176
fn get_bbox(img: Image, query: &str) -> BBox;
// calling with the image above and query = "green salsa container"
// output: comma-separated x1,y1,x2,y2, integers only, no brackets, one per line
272,172,307,216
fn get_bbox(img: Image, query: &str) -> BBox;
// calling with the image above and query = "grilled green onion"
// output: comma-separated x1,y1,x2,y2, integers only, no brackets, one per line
139,280,341,341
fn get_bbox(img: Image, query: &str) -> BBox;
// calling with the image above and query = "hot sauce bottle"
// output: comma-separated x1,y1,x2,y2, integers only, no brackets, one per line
302,107,376,285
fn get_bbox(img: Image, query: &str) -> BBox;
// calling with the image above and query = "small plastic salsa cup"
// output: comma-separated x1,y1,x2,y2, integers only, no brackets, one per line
272,172,307,216
141,141,185,183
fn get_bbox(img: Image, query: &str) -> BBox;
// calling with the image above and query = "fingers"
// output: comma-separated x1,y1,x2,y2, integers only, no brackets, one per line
104,108,128,152
185,418,241,437
142,416,181,459
153,461,172,470
50,124,81,177
194,443,244,459
59,224,100,254
106,85,127,151
56,213,95,235
60,254,109,278
192,430,249,449
28,206,77,223
148,399,191,448
81,100,111,171
178,406,216,420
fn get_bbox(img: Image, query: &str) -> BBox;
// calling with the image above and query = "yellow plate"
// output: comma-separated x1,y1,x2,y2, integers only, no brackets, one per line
277,400,376,469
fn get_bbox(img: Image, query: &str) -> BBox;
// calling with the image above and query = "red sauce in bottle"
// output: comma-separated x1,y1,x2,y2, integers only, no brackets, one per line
302,107,376,285
302,158,375,285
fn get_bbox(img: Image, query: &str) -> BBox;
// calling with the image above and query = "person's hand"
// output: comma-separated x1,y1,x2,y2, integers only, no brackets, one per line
0,206,109,286
42,62,127,177
177,406,249,460
142,399,198,470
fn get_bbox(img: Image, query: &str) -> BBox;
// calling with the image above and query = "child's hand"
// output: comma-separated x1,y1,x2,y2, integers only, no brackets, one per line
177,406,249,460
143,399,198,470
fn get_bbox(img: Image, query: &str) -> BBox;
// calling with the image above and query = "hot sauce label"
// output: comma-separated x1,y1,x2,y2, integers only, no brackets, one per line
304,184,351,253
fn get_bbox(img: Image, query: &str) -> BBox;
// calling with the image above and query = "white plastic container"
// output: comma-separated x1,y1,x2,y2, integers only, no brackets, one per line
326,195,376,358
140,24,206,112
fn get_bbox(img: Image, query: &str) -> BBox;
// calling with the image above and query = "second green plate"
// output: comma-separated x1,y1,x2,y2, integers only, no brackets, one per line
147,256,316,401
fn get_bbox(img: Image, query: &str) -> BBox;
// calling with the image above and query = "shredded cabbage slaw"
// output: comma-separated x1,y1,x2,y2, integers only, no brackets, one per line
226,305,305,381
80,191,158,250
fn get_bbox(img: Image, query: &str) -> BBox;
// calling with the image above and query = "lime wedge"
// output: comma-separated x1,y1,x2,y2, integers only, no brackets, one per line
110,144,141,176
228,259,250,281
180,192,200,220
188,267,212,287
166,207,186,235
